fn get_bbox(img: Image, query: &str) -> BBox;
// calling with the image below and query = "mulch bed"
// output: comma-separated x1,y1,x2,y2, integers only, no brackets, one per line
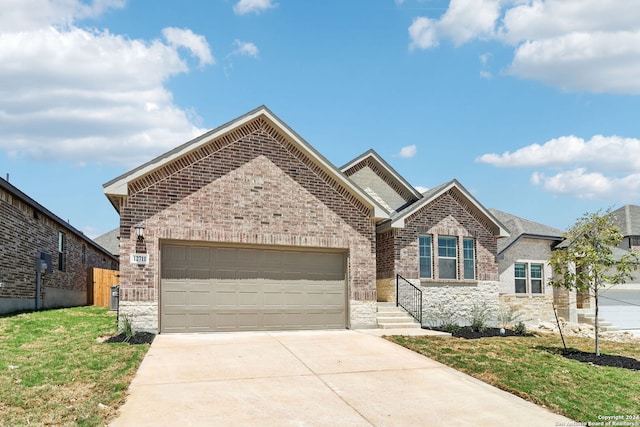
543,348,640,371
427,326,640,370
104,332,156,345
427,326,532,339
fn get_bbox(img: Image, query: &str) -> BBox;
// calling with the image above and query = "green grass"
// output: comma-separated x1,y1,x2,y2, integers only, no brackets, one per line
0,306,150,426
388,334,640,422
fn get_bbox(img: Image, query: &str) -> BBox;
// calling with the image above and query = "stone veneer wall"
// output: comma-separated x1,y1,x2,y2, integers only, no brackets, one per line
417,279,500,327
117,117,377,332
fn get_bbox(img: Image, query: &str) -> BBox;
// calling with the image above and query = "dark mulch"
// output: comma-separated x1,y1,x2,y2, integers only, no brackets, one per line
538,346,640,371
426,326,532,339
105,332,156,345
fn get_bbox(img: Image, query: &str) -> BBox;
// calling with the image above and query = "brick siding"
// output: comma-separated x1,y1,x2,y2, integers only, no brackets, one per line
0,185,117,311
118,117,377,320
392,190,498,282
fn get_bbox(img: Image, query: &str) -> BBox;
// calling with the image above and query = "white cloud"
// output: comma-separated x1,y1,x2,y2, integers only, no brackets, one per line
232,40,260,58
0,0,125,32
478,135,640,201
233,0,277,15
476,135,640,172
531,169,640,201
409,17,438,50
162,27,215,67
397,144,417,158
415,185,429,193
0,1,213,168
407,0,640,94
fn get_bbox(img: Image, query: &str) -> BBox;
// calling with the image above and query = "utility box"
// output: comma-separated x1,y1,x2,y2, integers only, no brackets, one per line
110,285,120,311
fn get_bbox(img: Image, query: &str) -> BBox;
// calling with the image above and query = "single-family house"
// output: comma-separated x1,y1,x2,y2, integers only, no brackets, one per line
104,106,511,333
0,177,118,314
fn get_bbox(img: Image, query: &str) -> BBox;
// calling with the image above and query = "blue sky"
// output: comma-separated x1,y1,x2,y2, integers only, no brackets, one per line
2,0,640,238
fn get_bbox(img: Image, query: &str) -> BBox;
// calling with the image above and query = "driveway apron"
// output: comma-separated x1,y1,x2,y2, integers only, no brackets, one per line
110,330,571,427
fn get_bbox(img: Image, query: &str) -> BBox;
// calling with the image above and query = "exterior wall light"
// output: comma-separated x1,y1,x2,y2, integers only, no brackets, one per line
135,224,145,241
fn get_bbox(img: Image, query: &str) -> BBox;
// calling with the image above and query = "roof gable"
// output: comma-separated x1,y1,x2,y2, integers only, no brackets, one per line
341,149,421,214
104,106,388,219
379,179,509,238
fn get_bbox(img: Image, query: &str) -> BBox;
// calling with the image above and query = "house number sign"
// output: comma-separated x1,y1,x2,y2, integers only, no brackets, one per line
130,253,149,265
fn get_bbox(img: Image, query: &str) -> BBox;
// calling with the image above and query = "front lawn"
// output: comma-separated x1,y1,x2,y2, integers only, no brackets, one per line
0,306,150,426
388,333,640,422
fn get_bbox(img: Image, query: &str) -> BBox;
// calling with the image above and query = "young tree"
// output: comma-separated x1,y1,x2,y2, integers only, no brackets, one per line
549,209,638,356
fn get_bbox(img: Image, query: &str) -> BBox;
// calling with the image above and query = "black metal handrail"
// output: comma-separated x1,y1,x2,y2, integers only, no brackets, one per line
396,274,422,325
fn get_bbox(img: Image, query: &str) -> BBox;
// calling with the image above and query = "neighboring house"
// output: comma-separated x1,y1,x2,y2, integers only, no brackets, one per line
601,205,640,331
0,177,118,314
94,227,120,259
104,106,509,333
490,209,564,324
342,151,509,326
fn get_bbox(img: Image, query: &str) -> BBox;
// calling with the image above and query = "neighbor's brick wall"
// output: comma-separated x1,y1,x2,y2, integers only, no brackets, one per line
0,186,117,312
117,117,377,329
394,190,499,282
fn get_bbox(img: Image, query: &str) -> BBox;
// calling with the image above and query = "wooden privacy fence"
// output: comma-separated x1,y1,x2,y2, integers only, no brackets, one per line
88,267,119,308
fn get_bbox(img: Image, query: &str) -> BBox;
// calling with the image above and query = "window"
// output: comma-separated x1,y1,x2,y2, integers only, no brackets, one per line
530,264,543,293
58,231,66,272
514,262,544,294
515,263,527,293
438,236,457,279
419,235,432,279
463,238,475,280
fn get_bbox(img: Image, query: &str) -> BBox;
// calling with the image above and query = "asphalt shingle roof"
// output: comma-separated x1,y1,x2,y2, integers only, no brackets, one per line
611,205,640,237
489,208,564,255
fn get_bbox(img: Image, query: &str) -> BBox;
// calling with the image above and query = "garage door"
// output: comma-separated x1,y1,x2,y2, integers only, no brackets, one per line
160,244,347,333
600,289,640,331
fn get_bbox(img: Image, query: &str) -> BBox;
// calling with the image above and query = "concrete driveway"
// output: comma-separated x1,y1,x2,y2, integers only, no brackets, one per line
110,330,571,426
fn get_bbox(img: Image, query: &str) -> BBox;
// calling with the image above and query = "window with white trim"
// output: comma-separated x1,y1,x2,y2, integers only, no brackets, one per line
419,235,432,279
514,262,544,294
438,236,457,279
463,238,475,280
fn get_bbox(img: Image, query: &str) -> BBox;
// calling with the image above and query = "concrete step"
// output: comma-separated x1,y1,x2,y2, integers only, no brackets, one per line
577,314,620,332
378,322,422,329
376,302,422,329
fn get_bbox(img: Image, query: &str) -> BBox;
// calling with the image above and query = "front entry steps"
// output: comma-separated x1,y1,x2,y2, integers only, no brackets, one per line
376,302,422,329
577,312,620,332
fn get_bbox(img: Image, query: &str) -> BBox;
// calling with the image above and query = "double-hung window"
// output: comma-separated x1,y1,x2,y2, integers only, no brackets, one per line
514,262,544,294
463,238,475,280
419,236,432,279
438,236,457,279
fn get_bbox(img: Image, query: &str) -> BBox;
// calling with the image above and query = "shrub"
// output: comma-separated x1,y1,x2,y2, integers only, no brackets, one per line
467,302,494,333
514,321,527,335
120,315,135,342
425,303,460,331
498,306,524,330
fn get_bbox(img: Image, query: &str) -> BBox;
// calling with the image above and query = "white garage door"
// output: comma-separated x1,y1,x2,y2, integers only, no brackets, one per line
600,289,640,331
160,244,347,333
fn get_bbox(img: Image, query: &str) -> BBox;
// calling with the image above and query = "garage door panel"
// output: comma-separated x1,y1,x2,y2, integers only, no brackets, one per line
161,244,346,333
